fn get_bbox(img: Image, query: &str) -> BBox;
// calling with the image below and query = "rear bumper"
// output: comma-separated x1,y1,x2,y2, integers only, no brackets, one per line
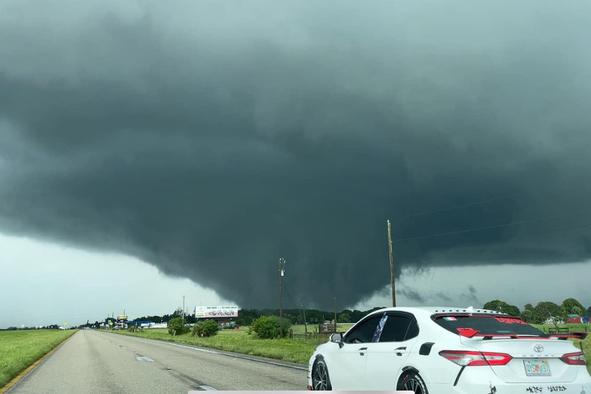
431,372,591,394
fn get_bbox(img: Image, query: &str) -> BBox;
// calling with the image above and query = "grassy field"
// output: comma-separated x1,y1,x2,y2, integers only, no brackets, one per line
0,330,76,388
534,324,590,372
116,325,342,364
578,336,591,373
291,323,354,335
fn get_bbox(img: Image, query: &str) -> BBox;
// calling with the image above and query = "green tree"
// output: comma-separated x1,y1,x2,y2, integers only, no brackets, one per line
192,320,219,337
167,316,189,336
483,300,520,317
337,311,352,323
531,302,561,324
561,298,585,316
251,316,291,339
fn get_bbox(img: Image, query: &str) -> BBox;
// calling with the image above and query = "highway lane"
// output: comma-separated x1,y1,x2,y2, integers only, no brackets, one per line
10,330,308,393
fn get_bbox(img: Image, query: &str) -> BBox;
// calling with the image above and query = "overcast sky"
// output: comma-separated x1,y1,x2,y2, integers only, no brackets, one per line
3,232,590,328
1,0,591,327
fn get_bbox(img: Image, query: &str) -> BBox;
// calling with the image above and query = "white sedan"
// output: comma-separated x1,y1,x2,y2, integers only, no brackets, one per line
308,307,591,393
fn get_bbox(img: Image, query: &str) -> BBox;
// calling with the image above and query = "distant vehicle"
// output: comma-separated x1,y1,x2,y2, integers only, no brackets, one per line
308,307,591,393
220,321,238,329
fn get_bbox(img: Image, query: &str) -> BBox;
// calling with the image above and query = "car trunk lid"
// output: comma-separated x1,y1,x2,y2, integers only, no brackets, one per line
460,337,580,383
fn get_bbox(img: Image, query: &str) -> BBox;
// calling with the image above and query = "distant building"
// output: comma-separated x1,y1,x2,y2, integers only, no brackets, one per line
544,317,565,325
566,314,583,324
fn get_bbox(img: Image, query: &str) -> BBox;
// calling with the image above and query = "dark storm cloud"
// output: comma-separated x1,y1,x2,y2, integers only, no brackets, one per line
1,0,591,308
399,288,425,304
435,293,453,303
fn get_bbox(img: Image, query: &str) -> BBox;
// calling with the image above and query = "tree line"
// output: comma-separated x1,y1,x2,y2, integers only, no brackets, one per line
483,298,591,324
129,307,383,327
90,298,591,330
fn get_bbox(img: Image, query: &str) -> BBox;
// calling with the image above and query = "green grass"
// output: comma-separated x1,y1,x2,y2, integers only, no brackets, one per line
290,323,354,335
534,324,591,373
0,330,76,388
578,336,591,374
116,326,329,364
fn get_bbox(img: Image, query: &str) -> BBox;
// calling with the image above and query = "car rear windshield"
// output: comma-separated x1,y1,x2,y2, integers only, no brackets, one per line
434,314,545,336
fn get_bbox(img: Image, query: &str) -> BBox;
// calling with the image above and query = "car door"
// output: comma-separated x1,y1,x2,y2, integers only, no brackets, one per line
329,314,382,390
365,312,420,390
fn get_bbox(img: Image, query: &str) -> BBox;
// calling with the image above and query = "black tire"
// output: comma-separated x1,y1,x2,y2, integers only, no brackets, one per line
398,371,429,394
311,358,332,391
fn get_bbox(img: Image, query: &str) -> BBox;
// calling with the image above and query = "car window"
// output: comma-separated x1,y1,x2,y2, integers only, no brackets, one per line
434,315,544,336
405,318,419,340
378,315,412,342
371,313,388,342
344,315,382,343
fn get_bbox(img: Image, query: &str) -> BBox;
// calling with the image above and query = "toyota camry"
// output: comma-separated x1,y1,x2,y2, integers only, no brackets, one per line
308,307,591,393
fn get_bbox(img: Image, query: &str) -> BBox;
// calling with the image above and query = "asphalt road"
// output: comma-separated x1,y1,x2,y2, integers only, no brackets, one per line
10,330,308,393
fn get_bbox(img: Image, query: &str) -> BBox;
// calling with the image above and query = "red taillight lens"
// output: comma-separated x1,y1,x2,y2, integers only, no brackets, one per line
560,352,587,366
439,350,513,366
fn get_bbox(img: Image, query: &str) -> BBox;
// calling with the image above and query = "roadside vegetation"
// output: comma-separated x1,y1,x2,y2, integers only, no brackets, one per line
192,319,219,337
114,298,591,370
484,298,590,324
167,316,189,336
0,329,76,388
116,323,353,364
576,334,591,374
251,316,291,339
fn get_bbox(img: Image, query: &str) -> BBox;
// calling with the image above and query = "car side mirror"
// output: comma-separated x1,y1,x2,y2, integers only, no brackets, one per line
330,332,344,348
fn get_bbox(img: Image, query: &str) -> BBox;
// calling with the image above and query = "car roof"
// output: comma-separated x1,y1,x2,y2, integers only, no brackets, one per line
366,306,509,317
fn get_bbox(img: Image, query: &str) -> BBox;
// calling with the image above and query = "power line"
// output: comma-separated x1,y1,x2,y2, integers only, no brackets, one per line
397,182,591,224
394,214,591,242
398,194,514,222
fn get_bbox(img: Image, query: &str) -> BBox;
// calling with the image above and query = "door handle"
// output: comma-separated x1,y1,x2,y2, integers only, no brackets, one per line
358,347,367,356
394,346,407,356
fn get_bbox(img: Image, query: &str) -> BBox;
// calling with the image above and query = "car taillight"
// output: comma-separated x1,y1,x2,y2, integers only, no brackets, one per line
560,352,587,365
439,350,513,366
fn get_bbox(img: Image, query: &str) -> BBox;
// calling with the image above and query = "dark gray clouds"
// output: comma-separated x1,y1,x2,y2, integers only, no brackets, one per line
1,0,590,308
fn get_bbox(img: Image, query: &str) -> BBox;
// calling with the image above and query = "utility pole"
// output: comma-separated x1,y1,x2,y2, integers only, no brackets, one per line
303,307,307,336
387,219,396,307
333,296,337,333
182,295,185,321
278,258,286,318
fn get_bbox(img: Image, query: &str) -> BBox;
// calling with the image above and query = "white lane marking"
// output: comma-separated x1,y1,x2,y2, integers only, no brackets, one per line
169,343,307,371
135,355,154,362
198,385,217,391
116,333,306,371
170,343,218,354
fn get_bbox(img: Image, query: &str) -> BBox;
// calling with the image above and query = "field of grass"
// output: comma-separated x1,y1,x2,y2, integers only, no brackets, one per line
578,335,591,374
0,330,76,388
117,326,333,364
531,324,591,373
291,323,354,335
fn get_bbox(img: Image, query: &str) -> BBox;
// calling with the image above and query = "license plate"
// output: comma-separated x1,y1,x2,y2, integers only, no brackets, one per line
523,359,551,376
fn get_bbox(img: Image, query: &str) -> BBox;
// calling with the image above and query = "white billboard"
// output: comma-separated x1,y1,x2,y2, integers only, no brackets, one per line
194,306,239,318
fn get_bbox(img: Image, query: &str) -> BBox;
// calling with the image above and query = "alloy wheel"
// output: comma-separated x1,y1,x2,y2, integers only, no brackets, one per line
403,376,425,394
312,361,330,390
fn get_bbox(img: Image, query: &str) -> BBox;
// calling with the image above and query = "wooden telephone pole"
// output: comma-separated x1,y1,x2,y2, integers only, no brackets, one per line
387,219,396,307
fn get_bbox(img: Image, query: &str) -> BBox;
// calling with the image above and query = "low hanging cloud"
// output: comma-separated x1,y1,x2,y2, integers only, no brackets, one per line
1,0,591,308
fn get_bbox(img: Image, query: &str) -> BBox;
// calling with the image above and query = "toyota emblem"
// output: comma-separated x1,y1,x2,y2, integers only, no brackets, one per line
533,344,544,353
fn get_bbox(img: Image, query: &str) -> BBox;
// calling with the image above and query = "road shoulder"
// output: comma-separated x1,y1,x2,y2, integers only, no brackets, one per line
1,331,78,394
